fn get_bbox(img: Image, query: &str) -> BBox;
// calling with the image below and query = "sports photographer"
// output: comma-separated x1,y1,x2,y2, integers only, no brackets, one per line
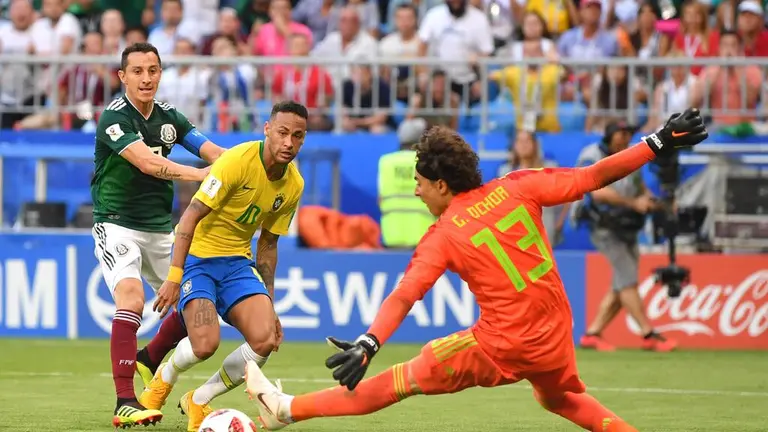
573,120,677,353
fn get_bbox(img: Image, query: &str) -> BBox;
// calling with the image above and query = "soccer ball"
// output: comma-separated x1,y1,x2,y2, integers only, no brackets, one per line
198,408,258,432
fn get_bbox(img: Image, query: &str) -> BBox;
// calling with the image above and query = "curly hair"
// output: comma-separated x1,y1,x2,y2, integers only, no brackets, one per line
414,126,483,193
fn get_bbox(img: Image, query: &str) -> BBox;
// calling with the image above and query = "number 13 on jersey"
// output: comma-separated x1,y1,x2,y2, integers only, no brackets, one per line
470,205,553,292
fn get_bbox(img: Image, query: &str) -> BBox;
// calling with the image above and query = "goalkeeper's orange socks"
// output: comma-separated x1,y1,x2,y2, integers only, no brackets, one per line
535,391,637,432
291,363,413,421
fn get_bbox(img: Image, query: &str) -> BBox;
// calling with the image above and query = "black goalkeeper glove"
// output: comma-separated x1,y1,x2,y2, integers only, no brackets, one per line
642,107,709,156
325,333,380,391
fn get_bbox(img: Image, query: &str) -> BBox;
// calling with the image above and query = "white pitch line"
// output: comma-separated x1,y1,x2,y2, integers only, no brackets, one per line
1,371,767,398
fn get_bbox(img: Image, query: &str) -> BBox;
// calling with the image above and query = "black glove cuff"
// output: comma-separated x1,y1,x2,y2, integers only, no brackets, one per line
355,333,380,358
642,132,665,156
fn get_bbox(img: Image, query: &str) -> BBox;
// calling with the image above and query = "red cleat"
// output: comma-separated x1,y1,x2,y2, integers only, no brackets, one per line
580,334,616,352
641,333,678,352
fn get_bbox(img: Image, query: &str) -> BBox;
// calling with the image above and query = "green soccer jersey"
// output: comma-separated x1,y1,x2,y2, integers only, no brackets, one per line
91,96,196,233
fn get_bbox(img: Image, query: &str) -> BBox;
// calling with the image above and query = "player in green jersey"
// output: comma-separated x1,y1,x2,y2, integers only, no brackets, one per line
91,42,225,429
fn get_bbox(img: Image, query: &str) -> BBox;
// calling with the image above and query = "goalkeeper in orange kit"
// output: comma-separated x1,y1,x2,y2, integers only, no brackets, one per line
245,109,709,431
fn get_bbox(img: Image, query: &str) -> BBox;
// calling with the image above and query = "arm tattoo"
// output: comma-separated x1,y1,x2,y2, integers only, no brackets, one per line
192,300,218,329
176,232,193,241
256,230,279,298
155,165,182,180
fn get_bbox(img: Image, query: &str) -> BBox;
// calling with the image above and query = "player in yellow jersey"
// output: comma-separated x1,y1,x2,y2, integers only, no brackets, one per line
139,101,307,432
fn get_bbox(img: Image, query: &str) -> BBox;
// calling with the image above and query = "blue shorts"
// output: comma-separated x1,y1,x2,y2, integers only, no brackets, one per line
177,255,269,326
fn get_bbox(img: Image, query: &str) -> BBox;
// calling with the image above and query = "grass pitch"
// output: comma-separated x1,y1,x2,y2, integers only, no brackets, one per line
0,339,765,431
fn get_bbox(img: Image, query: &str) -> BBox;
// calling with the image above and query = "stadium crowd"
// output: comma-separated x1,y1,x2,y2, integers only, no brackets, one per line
0,0,767,135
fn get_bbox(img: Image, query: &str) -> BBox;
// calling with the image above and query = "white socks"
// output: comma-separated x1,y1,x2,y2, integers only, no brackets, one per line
192,343,269,405
161,337,201,385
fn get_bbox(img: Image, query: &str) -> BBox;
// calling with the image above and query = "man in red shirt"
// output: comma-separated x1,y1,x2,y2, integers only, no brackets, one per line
245,109,708,432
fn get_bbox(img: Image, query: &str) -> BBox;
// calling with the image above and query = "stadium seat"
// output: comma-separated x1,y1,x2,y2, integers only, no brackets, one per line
16,202,67,228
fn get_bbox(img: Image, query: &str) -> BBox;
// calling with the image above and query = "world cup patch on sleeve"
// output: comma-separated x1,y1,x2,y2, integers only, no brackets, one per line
106,123,124,142
201,175,222,198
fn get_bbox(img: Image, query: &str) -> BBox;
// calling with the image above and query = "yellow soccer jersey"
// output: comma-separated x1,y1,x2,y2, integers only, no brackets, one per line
190,141,304,259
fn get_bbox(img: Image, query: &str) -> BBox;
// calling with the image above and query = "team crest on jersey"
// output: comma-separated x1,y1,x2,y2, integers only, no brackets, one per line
160,124,176,146
114,243,128,257
272,193,285,211
182,280,192,296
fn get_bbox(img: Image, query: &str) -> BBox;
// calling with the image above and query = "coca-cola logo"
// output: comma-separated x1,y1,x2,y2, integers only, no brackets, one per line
627,270,768,338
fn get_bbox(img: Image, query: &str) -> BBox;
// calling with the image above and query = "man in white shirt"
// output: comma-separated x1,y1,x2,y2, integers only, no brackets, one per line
312,6,377,82
417,0,493,105
156,38,212,127
179,0,218,46
0,0,45,128
379,3,419,58
148,0,187,56
31,0,82,55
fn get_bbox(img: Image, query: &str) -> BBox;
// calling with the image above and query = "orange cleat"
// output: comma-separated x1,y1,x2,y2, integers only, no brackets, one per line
580,334,616,352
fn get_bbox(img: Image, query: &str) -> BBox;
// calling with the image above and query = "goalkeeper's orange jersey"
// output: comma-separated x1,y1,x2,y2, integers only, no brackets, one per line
368,143,656,376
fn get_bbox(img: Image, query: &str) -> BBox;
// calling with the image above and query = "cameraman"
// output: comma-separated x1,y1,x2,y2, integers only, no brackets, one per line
573,120,677,353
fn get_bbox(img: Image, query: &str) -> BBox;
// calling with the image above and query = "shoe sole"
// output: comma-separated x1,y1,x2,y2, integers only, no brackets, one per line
111,413,163,429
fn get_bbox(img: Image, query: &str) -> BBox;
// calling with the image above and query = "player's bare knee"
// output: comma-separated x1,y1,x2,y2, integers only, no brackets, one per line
247,331,276,356
113,278,145,314
192,335,219,360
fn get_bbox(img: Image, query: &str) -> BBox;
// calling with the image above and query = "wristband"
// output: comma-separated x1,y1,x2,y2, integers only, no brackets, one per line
167,266,184,284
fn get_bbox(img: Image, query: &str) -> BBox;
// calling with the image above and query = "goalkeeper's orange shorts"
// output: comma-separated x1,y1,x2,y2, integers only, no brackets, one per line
407,329,586,399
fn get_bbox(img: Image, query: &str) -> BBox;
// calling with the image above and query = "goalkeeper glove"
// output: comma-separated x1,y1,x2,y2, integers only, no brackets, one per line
325,333,380,391
642,107,709,156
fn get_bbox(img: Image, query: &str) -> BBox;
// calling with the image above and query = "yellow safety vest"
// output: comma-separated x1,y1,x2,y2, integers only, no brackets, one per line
377,150,435,247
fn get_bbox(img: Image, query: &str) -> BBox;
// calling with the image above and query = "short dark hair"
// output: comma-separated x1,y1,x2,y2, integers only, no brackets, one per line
396,3,418,19
125,25,149,40
270,100,309,120
120,42,161,70
164,0,183,7
414,126,483,193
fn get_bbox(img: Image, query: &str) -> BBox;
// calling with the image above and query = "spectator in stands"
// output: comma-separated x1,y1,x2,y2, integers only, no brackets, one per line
526,0,578,38
178,0,219,46
500,10,558,61
406,70,459,130
491,37,563,133
659,0,717,75
735,0,768,56
18,30,111,130
156,38,211,127
584,65,644,133
691,30,763,128
271,33,334,131
341,64,392,133
418,0,494,106
312,6,377,82
0,0,45,129
68,0,102,34
293,0,334,45
148,0,188,56
557,0,619,60
628,2,661,58
238,0,269,37
327,0,380,38
209,35,258,132
557,0,619,100
99,8,125,55
201,7,248,56
641,51,695,133
32,0,82,55
497,130,565,243
379,4,419,101
470,0,516,51
99,0,154,29
385,0,442,33
125,25,148,45
253,0,312,57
